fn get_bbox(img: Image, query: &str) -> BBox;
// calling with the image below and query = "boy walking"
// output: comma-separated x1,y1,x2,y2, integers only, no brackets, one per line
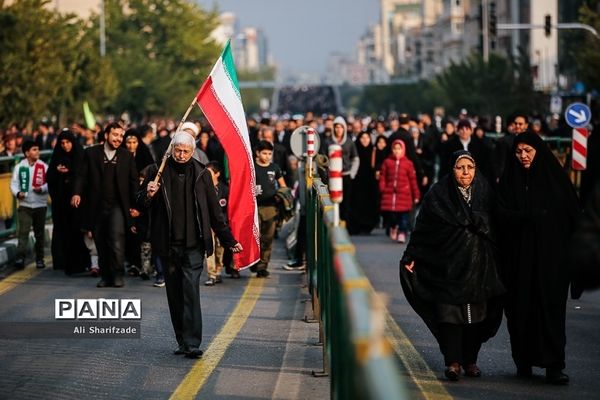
205,161,233,285
10,141,49,269
253,140,286,278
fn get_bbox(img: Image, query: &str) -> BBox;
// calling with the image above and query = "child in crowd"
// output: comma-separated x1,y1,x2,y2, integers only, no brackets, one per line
10,141,49,268
205,161,234,285
378,139,420,243
252,140,286,278
136,166,165,287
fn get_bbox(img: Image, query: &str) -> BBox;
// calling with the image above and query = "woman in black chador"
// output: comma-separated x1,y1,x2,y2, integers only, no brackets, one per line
348,131,379,234
47,129,90,274
400,150,505,381
498,132,580,384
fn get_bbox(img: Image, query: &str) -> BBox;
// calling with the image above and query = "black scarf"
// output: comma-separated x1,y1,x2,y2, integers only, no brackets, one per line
168,158,200,248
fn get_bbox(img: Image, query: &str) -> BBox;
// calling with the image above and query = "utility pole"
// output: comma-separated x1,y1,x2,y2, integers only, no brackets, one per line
481,0,489,63
100,0,106,57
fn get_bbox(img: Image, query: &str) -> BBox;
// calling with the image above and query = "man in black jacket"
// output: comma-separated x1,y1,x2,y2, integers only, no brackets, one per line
71,122,138,288
139,132,243,358
439,119,492,180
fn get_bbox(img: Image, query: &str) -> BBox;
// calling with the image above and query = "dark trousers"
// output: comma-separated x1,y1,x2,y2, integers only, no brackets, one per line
256,205,278,272
340,176,352,222
94,206,125,283
439,322,483,366
162,246,205,348
16,206,46,261
294,214,306,263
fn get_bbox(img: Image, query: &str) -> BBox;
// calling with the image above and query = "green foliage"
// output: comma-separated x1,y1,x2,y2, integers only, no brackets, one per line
0,0,220,127
0,0,114,127
576,2,600,91
98,0,221,121
353,51,540,118
436,51,539,117
355,80,445,116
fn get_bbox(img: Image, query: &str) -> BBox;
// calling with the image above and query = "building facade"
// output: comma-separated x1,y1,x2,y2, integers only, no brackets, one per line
358,0,560,91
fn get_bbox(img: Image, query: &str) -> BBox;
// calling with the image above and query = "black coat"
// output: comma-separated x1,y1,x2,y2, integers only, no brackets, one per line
498,132,580,369
137,159,236,257
571,182,600,295
73,144,139,231
400,167,505,340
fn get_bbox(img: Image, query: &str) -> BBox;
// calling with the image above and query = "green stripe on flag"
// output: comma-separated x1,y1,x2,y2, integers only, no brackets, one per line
83,101,96,130
221,41,241,99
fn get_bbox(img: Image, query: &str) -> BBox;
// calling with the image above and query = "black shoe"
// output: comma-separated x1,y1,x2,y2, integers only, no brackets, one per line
249,265,257,273
282,263,306,271
546,368,569,385
230,270,240,279
36,260,46,269
444,363,461,381
14,258,25,269
140,272,150,280
185,347,203,359
96,279,110,288
516,365,532,378
464,364,481,377
256,270,270,278
215,275,222,284
113,276,125,288
173,344,189,355
205,278,217,286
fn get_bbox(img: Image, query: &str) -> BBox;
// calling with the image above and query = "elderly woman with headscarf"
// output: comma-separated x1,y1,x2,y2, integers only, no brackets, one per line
497,132,580,385
47,128,90,274
400,150,505,381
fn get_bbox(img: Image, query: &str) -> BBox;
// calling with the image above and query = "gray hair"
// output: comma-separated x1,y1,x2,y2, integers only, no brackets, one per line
171,131,196,151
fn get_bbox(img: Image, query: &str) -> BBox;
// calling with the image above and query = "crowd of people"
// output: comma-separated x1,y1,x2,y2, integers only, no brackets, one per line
1,107,599,366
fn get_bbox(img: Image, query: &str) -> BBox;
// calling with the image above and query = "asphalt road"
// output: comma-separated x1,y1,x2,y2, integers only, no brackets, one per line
353,228,600,400
0,241,329,400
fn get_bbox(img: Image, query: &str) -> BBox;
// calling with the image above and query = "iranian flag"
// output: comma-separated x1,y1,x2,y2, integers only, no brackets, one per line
196,41,260,270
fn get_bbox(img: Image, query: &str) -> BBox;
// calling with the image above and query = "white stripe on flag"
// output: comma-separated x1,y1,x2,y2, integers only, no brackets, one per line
211,58,252,151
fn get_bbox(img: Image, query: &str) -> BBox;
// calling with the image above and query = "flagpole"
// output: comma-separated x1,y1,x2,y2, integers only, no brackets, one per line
152,98,197,185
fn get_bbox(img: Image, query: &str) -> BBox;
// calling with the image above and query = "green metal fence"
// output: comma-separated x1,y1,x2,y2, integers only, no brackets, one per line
306,175,407,400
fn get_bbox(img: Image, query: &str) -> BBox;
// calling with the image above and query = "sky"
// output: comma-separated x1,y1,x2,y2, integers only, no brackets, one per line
195,0,380,77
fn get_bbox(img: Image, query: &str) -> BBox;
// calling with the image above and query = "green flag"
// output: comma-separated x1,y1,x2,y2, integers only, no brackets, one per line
83,101,96,130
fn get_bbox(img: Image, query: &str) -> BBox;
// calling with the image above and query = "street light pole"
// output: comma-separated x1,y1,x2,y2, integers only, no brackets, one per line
482,0,490,63
497,22,599,38
100,0,106,57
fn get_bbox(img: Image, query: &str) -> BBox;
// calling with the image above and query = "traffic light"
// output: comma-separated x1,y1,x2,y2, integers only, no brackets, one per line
545,14,552,37
489,2,497,38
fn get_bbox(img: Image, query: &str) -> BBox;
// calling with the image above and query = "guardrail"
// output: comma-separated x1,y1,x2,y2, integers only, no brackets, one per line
306,175,407,400
0,150,53,238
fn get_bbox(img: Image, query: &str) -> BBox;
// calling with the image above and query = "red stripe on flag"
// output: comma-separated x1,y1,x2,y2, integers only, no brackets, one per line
329,171,343,178
196,77,260,269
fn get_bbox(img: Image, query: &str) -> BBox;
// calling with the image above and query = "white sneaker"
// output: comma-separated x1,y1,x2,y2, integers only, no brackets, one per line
397,232,406,244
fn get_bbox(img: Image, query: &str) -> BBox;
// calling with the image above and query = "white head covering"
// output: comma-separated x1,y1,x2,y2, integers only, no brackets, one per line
181,121,199,137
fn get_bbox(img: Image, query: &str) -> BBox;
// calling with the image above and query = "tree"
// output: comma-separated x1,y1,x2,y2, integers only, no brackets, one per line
434,51,539,118
0,0,117,128
576,1,600,92
96,0,221,121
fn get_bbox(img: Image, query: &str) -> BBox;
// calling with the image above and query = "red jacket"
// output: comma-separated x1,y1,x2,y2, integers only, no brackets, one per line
378,155,420,212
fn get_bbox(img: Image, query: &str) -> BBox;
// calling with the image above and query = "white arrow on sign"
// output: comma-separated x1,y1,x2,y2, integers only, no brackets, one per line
568,108,588,124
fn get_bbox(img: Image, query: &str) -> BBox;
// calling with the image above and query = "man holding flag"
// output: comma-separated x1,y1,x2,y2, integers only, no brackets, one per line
137,40,259,357
139,131,243,358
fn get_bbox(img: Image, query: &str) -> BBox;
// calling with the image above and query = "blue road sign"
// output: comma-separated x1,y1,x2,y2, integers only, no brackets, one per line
565,102,591,128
